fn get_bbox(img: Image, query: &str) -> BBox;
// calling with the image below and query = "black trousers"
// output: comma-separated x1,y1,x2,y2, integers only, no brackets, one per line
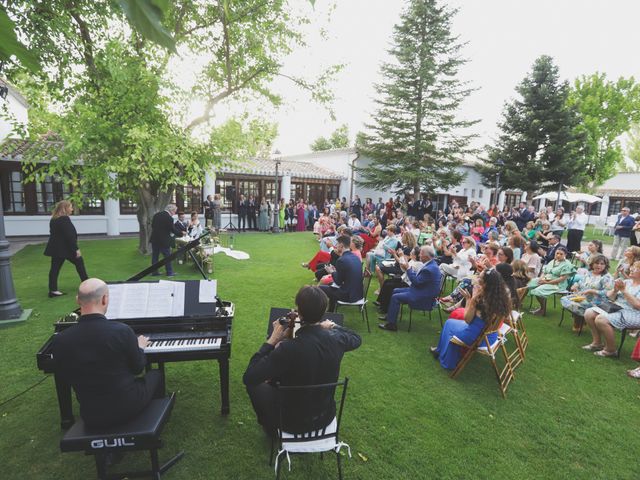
566,229,584,254
239,213,247,231
48,256,89,292
319,285,348,312
248,211,257,230
151,244,174,275
246,382,279,435
377,278,409,313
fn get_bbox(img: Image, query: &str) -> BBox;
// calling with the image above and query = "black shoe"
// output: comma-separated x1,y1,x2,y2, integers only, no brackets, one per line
429,346,439,359
48,291,65,298
378,322,397,331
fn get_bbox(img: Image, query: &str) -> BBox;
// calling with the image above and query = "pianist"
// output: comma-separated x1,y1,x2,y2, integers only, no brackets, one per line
51,278,162,429
243,286,362,436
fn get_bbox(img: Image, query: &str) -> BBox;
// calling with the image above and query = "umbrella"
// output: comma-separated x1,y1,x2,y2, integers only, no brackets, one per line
532,192,602,203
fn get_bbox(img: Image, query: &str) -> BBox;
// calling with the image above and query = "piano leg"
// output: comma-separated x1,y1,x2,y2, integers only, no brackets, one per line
219,358,230,415
54,373,74,429
158,363,166,396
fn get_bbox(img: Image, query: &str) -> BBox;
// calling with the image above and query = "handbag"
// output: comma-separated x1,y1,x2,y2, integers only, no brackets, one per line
599,300,622,313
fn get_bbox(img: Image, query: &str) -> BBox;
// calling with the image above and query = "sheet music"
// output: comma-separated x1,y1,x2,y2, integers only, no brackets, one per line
199,280,217,303
106,281,185,319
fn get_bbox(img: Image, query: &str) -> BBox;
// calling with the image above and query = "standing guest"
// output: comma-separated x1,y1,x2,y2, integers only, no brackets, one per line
44,200,89,298
566,205,588,254
550,207,566,237
257,197,269,231
296,199,306,232
375,197,385,218
351,195,362,220
212,193,222,230
243,286,361,436
378,245,441,331
363,198,374,218
285,200,295,232
611,206,635,261
248,195,258,231
238,194,248,232
51,278,161,428
174,212,189,237
278,199,286,231
430,269,511,369
319,235,364,311
150,204,178,277
203,194,213,227
385,197,394,219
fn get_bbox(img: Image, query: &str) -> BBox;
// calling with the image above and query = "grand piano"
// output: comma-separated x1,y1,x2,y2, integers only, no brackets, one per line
36,230,234,429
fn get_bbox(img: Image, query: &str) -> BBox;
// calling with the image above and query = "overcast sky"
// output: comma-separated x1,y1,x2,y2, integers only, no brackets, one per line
266,0,640,156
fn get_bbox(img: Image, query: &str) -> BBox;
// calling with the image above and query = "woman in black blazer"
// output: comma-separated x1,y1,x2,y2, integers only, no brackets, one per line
44,200,89,297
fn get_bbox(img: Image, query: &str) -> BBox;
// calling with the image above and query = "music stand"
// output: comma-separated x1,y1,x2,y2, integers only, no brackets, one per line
223,194,237,231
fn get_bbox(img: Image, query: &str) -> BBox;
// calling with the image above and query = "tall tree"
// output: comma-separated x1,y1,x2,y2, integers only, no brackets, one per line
356,0,477,196
3,0,337,253
310,124,350,151
627,123,640,171
479,55,585,197
567,73,640,187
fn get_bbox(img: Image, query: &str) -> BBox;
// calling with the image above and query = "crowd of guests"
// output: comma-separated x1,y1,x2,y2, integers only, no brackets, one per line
297,195,640,377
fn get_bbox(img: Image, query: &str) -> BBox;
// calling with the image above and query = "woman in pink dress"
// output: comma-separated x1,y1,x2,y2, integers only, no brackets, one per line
296,199,306,232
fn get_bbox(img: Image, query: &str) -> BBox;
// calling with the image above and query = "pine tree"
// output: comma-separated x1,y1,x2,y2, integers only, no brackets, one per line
356,0,477,196
479,55,585,195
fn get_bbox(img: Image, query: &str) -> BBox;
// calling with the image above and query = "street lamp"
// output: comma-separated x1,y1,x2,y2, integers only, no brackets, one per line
495,159,504,207
272,151,281,233
0,182,30,324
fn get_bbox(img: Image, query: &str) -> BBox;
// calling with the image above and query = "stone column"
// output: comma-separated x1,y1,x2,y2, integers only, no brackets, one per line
204,170,216,200
104,198,120,236
498,191,506,210
281,175,291,202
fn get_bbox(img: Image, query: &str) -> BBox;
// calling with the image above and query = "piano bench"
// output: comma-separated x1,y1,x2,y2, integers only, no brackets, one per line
59,393,184,480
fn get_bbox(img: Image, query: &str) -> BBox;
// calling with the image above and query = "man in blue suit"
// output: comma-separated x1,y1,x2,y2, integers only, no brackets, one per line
320,235,364,311
378,245,441,331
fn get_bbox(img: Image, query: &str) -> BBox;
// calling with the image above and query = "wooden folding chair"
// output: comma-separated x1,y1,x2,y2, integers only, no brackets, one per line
504,311,527,367
449,325,515,398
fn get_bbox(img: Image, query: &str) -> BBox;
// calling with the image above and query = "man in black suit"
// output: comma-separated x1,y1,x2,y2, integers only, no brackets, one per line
150,204,177,276
238,194,248,232
248,195,257,230
319,235,364,311
543,234,564,264
203,194,213,227
350,195,362,221
243,286,361,435
173,211,189,237
51,278,162,428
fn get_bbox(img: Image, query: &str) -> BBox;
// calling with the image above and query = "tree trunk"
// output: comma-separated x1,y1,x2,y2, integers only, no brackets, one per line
137,187,173,255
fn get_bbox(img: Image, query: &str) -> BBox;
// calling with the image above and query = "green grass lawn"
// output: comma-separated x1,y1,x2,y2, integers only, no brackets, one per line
583,224,614,246
1,233,638,479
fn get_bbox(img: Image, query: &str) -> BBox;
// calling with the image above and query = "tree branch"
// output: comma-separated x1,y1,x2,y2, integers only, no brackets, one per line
66,0,98,83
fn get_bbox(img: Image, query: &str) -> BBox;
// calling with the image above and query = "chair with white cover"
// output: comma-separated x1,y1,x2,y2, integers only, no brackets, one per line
269,379,351,480
449,324,515,398
335,275,371,333
504,311,527,368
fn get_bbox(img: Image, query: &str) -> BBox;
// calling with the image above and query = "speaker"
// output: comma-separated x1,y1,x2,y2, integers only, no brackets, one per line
225,185,236,201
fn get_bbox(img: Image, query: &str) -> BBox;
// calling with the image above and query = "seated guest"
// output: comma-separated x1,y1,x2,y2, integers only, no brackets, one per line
174,211,189,237
318,236,363,284
243,286,361,435
614,246,640,279
378,246,441,331
524,247,575,315
511,259,530,291
366,225,399,275
440,236,477,281
374,246,424,313
470,244,499,273
51,278,160,428
358,217,382,255
583,261,640,357
575,240,603,271
375,231,416,291
188,211,203,238
347,213,362,231
480,217,498,243
470,218,485,243
436,230,462,265
496,246,514,265
319,235,364,311
508,233,525,260
535,221,554,249
496,262,518,305
543,234,564,264
521,240,542,278
430,269,512,369
561,254,613,332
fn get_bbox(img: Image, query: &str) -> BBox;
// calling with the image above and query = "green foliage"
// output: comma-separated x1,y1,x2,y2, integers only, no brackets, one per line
118,0,176,52
627,123,640,171
356,0,477,196
479,55,585,193
1,234,638,479
310,124,350,151
567,73,640,187
0,6,41,72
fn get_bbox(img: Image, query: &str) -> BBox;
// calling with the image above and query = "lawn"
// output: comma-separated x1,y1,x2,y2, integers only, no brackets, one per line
0,233,638,480
582,224,614,246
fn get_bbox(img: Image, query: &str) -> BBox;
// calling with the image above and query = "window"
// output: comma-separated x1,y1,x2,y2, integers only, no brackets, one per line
608,199,622,216
77,196,104,215
119,198,138,215
327,184,339,201
463,188,468,196
215,179,234,210
36,175,70,214
291,183,304,201
1,170,26,213
471,189,475,198
174,185,202,214
264,181,276,203
237,180,259,200
478,189,483,198
307,184,324,206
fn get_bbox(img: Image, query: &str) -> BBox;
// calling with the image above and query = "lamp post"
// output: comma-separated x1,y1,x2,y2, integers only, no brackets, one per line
272,152,281,234
494,159,504,207
0,182,30,324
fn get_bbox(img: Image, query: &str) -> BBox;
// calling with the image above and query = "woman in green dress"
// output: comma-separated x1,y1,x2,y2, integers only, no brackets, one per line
525,246,575,316
278,199,286,230
258,197,269,231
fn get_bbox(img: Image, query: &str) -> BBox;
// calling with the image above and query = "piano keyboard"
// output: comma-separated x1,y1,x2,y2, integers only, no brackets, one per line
145,336,221,353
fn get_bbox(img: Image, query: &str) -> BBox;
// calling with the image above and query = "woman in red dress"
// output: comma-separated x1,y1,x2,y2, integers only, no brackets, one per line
296,199,306,232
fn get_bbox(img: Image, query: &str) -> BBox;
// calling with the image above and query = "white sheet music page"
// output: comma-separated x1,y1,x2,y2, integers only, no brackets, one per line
199,280,217,303
145,282,175,317
105,284,126,319
168,281,185,316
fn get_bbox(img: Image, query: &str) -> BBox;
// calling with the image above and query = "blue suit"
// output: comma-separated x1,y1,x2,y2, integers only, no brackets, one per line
386,260,442,325
320,251,363,311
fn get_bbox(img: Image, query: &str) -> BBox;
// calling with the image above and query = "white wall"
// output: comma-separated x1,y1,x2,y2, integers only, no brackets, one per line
435,164,489,204
0,89,28,142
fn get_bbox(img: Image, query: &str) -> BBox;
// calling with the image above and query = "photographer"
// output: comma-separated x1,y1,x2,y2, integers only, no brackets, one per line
243,286,361,436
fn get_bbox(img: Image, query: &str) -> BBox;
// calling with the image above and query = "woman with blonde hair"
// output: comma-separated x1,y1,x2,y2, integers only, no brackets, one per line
44,200,89,297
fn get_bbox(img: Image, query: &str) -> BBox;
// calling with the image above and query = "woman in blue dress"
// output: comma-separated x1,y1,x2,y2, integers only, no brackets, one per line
430,268,512,370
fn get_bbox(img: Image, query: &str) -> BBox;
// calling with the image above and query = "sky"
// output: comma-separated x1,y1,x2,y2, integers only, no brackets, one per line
264,0,640,156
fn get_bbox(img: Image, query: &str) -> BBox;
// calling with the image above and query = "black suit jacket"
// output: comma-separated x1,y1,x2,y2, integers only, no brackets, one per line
331,251,364,302
243,324,361,433
51,313,148,427
44,216,78,259
150,210,175,248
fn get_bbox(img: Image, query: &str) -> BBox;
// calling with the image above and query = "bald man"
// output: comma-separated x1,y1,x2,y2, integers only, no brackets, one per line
51,278,161,429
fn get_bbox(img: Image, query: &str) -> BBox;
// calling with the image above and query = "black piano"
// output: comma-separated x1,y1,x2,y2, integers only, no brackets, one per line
36,231,234,429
